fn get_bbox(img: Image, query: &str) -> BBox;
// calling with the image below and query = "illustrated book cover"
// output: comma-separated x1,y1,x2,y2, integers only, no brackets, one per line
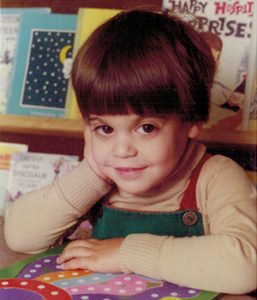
6,13,77,118
0,142,28,217
0,245,220,300
243,1,256,131
4,152,79,212
162,0,255,130
0,7,51,114
65,7,120,120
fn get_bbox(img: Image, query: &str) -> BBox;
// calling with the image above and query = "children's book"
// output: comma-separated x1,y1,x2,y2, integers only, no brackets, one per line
0,8,51,115
0,245,220,300
162,0,255,130
4,152,79,211
243,1,257,132
6,13,77,118
65,8,121,120
0,142,28,217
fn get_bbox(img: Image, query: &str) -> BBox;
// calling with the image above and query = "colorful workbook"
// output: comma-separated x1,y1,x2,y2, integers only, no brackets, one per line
0,142,28,217
4,152,79,211
162,0,255,130
6,13,77,118
0,7,51,114
0,246,220,300
65,7,120,120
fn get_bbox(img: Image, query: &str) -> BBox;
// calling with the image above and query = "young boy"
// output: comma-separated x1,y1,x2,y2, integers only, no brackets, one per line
4,10,256,294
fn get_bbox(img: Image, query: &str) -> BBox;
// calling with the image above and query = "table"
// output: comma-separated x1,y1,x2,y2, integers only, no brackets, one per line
0,217,255,300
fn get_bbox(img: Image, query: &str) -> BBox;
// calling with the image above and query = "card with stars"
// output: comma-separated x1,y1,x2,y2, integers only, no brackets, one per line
7,13,77,118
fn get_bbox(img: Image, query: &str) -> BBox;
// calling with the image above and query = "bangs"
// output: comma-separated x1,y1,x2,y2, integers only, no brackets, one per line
73,29,184,118
84,88,180,116
78,52,182,117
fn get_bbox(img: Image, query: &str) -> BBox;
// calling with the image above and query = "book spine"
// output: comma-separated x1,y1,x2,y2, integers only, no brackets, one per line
65,10,84,120
242,1,257,130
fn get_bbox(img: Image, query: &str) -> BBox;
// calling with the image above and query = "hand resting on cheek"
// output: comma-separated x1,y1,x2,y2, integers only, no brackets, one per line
84,126,113,184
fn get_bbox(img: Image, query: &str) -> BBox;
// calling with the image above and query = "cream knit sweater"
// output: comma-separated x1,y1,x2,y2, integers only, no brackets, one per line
4,141,256,294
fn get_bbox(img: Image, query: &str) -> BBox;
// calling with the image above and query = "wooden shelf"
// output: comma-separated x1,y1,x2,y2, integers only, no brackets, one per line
0,114,84,138
0,114,256,147
198,127,256,148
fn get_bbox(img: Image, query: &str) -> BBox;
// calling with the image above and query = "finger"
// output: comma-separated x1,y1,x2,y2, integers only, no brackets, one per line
84,125,90,137
83,127,91,157
84,126,91,145
65,239,96,250
87,238,99,243
57,246,93,264
61,257,92,270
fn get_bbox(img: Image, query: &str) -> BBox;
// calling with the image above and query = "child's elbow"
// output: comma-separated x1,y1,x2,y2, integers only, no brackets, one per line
226,259,256,294
4,212,37,254
4,225,31,254
5,235,27,254
238,265,257,294
4,231,43,255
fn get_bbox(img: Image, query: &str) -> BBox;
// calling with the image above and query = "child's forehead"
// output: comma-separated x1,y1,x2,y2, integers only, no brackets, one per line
88,112,180,122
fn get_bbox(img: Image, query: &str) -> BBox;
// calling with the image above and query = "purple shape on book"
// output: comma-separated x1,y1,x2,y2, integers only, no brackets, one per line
72,295,120,300
17,255,60,279
135,281,201,299
0,288,43,300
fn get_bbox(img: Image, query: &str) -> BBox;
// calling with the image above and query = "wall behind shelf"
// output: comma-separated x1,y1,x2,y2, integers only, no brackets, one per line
1,0,163,13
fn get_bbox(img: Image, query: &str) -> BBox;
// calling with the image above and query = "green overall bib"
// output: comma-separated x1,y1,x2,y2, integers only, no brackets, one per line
92,154,211,239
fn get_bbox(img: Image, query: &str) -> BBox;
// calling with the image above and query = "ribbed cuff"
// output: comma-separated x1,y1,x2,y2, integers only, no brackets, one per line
56,159,111,213
119,234,167,279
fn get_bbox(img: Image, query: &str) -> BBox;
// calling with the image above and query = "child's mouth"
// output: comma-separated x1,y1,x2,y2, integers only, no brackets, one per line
114,167,146,177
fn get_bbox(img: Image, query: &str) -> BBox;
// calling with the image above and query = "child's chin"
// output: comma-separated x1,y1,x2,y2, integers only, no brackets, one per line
117,184,150,196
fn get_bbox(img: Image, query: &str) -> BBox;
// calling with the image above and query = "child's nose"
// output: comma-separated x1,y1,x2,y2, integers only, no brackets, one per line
112,136,137,158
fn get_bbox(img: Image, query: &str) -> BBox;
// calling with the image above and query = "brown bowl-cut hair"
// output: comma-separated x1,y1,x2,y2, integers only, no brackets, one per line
71,9,216,122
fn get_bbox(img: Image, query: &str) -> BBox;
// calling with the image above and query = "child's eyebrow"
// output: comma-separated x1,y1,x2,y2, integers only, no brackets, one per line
88,116,103,123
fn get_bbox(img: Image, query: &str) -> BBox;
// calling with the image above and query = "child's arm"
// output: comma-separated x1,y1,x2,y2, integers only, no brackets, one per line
4,159,111,254
117,156,256,294
57,156,256,294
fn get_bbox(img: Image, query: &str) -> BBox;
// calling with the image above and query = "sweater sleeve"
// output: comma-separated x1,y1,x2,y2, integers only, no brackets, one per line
119,156,257,294
4,159,111,254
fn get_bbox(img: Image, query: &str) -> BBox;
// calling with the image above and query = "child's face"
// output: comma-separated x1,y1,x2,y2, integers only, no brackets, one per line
88,113,198,195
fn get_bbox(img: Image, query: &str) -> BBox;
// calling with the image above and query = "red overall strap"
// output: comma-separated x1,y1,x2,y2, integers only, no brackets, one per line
179,153,212,210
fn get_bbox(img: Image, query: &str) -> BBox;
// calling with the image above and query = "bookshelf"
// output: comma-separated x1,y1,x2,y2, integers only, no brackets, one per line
0,114,255,166
0,115,84,138
0,0,256,169
0,114,256,145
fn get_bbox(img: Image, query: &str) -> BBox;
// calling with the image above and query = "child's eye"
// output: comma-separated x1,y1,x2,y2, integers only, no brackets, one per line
94,125,114,135
137,124,157,134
